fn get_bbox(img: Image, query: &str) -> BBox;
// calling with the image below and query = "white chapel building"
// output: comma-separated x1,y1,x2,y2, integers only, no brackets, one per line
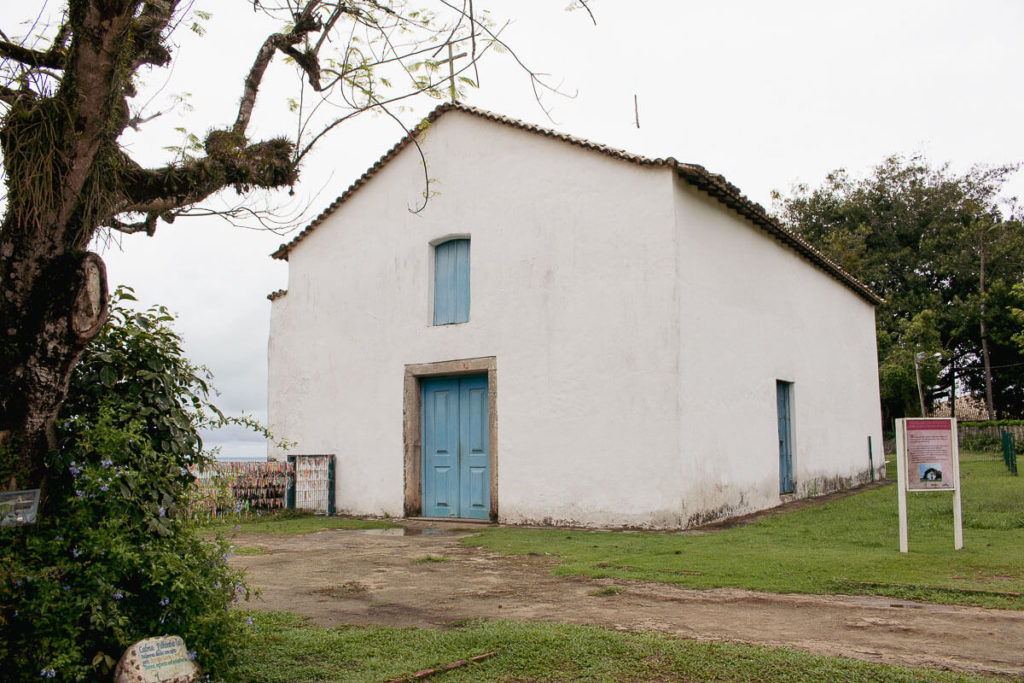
267,103,884,528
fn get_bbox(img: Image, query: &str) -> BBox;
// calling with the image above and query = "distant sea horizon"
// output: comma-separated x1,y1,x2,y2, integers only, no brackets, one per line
207,439,268,462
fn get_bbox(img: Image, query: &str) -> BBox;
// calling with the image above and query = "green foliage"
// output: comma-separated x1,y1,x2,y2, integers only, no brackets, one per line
0,289,250,681
877,310,944,417
234,612,994,682
1010,282,1024,353
774,155,1024,421
464,452,1024,610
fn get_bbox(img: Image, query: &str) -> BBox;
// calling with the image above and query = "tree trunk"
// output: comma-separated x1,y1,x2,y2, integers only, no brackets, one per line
0,230,108,494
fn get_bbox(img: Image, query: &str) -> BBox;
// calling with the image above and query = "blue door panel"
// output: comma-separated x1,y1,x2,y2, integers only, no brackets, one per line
467,467,487,509
777,381,794,494
422,378,460,517
433,467,452,507
422,374,489,519
459,376,490,519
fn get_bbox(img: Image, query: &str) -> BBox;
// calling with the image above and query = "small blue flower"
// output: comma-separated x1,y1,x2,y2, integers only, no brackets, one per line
40,668,55,678
246,617,254,627
180,467,189,477
69,462,82,477
188,650,197,661
75,490,85,498
113,591,123,600
100,458,113,468
99,484,109,492
53,535,63,542
72,547,81,558
159,596,170,607
62,585,71,592
158,506,166,517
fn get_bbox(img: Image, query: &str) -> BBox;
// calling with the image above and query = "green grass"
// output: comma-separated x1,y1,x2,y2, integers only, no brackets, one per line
233,611,997,682
232,546,268,555
205,510,401,535
463,452,1024,609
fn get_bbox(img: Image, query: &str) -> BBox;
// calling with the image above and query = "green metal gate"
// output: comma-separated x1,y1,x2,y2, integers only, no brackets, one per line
286,454,336,514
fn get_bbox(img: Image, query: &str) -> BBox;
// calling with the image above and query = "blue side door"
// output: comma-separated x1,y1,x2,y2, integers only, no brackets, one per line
776,380,794,494
423,375,489,519
422,378,459,517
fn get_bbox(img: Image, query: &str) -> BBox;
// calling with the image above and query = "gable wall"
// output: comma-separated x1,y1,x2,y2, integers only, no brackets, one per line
269,111,687,524
672,180,883,524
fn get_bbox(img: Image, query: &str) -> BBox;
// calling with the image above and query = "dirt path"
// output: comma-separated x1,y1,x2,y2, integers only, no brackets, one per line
232,523,1024,679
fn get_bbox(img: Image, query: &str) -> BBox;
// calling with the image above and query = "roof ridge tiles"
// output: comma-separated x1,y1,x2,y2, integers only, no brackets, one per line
270,102,882,305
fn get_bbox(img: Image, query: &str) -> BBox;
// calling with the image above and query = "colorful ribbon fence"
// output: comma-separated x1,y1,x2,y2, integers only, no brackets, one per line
189,460,294,518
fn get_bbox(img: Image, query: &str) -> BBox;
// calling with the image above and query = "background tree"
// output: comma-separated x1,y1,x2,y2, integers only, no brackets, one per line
0,1,574,496
1010,283,1024,355
773,154,1024,424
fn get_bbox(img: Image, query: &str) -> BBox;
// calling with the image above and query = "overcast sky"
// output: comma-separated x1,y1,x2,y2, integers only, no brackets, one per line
6,2,1023,458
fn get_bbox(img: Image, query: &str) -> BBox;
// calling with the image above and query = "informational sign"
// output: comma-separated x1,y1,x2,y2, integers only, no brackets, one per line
894,417,962,553
114,635,199,683
904,419,955,490
0,489,40,527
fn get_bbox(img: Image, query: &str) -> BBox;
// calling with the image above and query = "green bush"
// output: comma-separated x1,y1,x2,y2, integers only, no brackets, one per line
959,433,1002,453
959,419,1024,427
0,289,250,682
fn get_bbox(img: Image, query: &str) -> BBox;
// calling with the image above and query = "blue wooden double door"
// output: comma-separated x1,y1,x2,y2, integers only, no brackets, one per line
422,374,490,520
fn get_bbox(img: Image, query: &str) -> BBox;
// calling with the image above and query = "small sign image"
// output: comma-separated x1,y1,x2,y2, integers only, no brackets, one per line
0,489,40,527
919,464,942,482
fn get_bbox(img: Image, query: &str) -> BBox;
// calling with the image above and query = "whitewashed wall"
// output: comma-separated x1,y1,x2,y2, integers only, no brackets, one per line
673,181,883,525
270,111,686,525
268,109,883,527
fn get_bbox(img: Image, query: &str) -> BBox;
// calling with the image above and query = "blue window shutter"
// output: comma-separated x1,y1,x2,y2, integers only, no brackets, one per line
434,239,470,325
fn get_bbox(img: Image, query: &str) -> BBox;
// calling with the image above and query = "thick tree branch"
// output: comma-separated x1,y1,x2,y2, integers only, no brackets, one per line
0,83,25,105
116,134,297,219
104,212,160,235
0,39,66,69
233,4,323,136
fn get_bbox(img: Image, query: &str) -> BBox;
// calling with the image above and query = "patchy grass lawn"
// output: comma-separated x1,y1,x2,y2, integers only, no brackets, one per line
463,452,1024,609
233,611,998,682
205,510,400,535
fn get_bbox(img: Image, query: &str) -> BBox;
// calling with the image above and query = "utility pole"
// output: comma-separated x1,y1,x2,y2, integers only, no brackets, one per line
979,221,997,419
915,352,942,417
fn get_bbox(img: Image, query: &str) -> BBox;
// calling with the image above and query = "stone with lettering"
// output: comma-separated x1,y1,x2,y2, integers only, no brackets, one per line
114,636,199,683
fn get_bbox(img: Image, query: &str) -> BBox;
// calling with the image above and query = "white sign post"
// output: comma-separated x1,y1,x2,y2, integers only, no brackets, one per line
895,417,963,553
